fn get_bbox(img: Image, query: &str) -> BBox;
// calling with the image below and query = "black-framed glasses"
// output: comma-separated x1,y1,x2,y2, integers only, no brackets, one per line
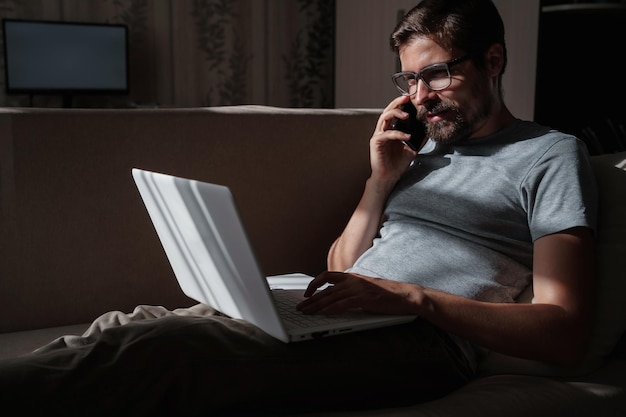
391,54,471,95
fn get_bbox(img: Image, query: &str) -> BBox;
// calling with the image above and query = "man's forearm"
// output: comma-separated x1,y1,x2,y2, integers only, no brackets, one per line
418,288,590,366
327,178,394,271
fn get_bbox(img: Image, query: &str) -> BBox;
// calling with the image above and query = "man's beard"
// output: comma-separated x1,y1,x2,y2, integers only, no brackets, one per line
419,94,492,144
420,102,470,144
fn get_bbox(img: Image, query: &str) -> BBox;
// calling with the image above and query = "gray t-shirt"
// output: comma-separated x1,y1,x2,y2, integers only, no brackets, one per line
348,119,598,303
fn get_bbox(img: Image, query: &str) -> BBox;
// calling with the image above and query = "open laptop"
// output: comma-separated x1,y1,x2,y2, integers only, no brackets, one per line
132,168,416,342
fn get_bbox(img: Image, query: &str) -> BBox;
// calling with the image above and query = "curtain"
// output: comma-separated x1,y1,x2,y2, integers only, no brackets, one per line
0,0,335,108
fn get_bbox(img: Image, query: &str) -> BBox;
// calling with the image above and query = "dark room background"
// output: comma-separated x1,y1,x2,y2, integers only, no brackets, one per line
0,0,336,109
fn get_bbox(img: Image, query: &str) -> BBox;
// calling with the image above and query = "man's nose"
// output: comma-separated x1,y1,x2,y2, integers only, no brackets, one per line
412,78,436,107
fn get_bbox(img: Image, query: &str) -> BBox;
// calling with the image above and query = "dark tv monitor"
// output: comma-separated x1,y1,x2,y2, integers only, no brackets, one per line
2,19,129,106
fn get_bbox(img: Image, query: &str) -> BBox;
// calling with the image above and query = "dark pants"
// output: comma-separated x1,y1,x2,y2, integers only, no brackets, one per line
0,307,474,416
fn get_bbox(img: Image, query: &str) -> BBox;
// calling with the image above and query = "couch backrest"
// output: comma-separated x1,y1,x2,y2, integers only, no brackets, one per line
0,106,381,332
587,152,626,368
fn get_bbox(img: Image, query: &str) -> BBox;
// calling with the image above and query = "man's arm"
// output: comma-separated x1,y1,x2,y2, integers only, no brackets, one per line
327,178,389,271
418,226,595,365
301,226,595,366
328,96,417,271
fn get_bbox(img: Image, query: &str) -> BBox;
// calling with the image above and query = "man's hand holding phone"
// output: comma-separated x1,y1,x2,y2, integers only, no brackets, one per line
368,97,426,189
390,101,427,152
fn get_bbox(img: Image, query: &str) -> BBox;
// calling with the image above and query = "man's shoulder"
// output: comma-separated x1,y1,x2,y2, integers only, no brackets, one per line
497,119,583,158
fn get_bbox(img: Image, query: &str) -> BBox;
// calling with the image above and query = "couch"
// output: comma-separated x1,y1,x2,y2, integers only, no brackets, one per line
0,105,625,416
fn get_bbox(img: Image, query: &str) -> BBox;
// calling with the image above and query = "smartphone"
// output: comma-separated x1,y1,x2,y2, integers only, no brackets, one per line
390,102,426,151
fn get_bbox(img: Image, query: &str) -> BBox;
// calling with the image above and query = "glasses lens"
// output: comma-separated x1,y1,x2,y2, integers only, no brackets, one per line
393,63,452,95
422,64,451,91
393,73,417,96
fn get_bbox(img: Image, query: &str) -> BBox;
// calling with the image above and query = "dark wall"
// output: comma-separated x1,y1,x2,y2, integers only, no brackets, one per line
534,4,626,154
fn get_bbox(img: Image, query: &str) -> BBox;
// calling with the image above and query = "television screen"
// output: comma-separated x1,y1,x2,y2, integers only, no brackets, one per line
2,19,129,95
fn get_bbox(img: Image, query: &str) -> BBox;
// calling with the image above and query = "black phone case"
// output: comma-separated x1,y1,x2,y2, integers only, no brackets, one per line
390,102,426,151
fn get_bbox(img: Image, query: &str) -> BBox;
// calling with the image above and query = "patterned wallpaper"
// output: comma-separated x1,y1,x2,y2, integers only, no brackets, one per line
0,0,336,108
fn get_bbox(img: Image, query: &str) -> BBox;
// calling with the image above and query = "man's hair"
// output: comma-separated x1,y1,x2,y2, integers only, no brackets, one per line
390,0,507,76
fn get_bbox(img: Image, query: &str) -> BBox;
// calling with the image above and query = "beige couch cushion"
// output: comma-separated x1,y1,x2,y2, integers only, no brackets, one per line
0,106,379,333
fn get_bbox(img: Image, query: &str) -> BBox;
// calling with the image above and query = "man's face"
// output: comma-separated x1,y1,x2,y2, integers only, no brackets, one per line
399,38,495,144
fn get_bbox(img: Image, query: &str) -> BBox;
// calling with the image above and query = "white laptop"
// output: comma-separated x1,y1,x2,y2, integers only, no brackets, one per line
132,168,416,343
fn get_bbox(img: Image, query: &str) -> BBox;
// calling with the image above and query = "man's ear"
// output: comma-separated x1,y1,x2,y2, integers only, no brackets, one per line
485,43,505,77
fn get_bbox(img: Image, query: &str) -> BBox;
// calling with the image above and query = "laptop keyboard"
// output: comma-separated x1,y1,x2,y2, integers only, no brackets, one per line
272,290,354,328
